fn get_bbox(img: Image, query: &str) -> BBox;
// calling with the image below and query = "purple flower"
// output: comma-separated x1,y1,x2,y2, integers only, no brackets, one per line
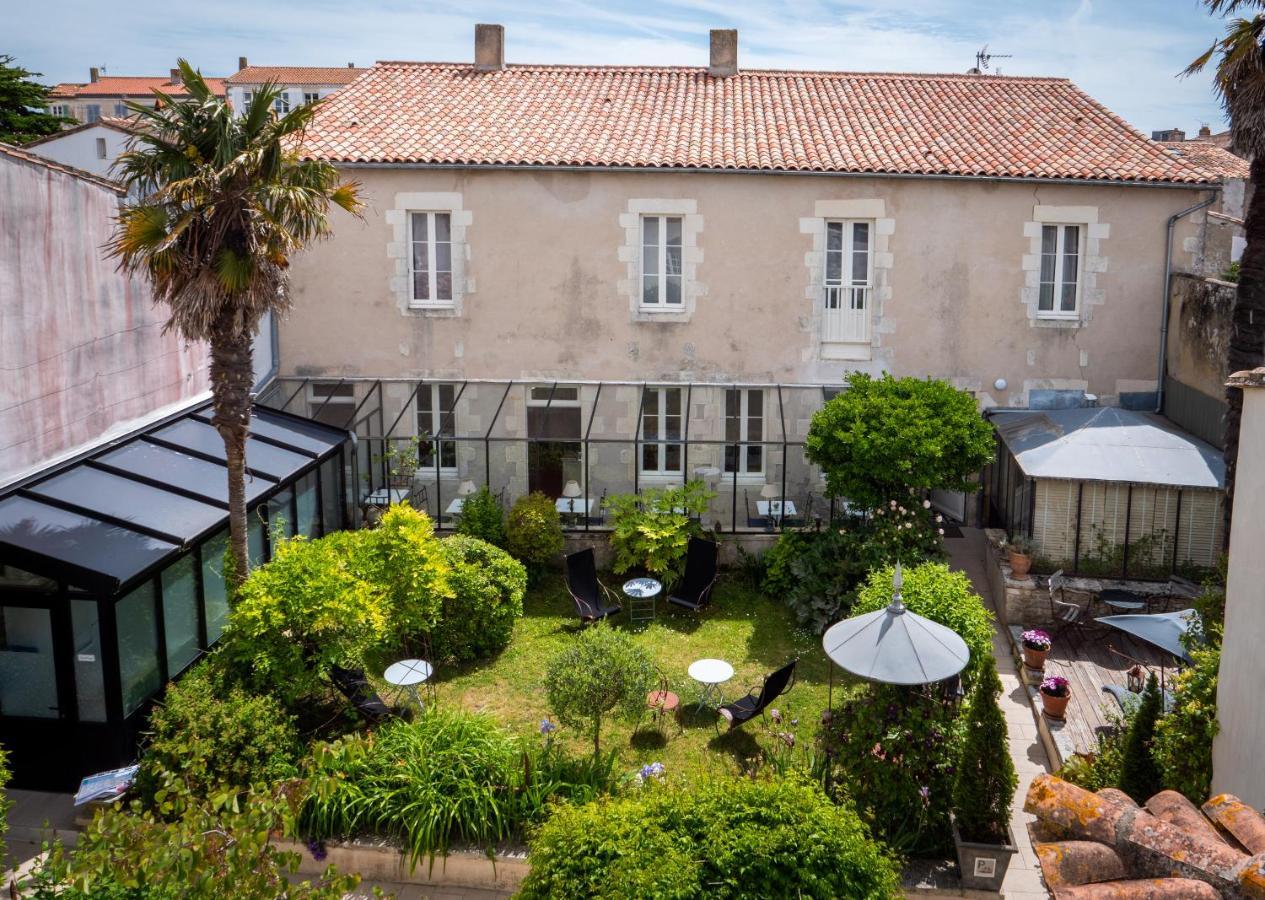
918,785,931,801
1040,675,1070,697
539,719,557,735
770,708,782,724
306,839,328,862
1022,629,1052,651
637,762,666,783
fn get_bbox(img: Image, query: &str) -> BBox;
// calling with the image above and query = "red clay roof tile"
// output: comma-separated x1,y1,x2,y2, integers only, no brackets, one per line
49,75,226,99
226,66,366,85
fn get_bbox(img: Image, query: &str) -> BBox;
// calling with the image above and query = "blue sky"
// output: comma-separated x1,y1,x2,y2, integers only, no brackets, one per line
9,0,1232,132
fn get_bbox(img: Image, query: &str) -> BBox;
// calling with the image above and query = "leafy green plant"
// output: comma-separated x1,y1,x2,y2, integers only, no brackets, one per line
519,775,901,899
456,485,505,547
506,492,565,580
605,480,714,582
223,504,450,705
136,662,301,817
1154,647,1221,802
952,657,1016,844
805,373,994,508
21,787,357,899
0,741,9,868
1059,711,1129,793
544,623,656,755
1118,673,1165,803
300,709,610,866
431,535,526,663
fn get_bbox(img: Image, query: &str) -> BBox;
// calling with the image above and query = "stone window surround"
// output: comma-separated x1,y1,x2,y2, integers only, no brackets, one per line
799,199,895,363
385,192,474,318
1021,205,1110,329
617,199,705,324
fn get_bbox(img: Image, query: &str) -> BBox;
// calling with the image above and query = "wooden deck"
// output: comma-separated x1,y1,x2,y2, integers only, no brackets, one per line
1014,623,1172,761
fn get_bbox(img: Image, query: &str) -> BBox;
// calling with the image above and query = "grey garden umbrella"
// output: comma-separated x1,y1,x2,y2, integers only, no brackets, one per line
821,563,971,686
1094,609,1200,665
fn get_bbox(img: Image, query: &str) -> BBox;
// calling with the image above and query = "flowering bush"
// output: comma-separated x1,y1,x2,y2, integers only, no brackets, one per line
1021,629,1052,651
636,762,666,785
1040,675,1070,697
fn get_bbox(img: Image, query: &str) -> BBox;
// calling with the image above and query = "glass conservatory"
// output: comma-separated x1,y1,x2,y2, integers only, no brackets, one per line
258,378,848,532
0,402,352,789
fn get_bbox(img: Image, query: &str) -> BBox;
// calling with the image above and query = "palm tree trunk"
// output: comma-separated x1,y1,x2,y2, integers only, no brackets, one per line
209,313,255,587
1224,156,1265,548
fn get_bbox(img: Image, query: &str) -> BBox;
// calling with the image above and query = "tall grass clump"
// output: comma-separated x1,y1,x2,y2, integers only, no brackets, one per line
299,708,610,865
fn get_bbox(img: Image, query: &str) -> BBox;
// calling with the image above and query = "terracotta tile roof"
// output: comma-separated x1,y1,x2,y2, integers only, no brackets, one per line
299,62,1217,184
0,141,125,193
1025,774,1265,898
1159,140,1250,181
49,75,226,99
226,66,366,86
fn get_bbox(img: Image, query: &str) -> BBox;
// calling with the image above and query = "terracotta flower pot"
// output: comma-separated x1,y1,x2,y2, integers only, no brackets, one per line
1009,551,1032,578
1022,646,1049,671
1041,689,1070,720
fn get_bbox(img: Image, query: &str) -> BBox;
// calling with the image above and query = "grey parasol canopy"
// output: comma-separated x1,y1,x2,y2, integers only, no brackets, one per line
821,563,971,685
1095,609,1200,664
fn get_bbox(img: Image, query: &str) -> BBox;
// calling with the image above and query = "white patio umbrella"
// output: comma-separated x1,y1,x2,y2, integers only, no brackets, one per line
822,562,971,687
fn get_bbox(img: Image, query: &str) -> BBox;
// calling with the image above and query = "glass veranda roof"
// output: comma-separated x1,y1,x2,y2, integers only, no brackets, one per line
0,402,349,595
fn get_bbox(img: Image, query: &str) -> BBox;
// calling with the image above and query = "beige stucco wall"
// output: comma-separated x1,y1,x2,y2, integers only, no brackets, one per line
0,153,209,485
1213,382,1265,809
281,167,1209,404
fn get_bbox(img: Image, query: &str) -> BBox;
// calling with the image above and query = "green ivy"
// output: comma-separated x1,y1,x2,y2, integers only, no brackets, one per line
605,480,714,582
431,535,526,663
455,485,506,547
805,373,994,508
519,775,902,899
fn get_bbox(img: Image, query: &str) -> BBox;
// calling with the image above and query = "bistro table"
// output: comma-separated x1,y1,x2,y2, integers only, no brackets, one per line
1098,588,1148,613
623,577,662,626
444,497,466,516
756,499,797,524
384,658,433,709
364,488,410,508
688,658,734,713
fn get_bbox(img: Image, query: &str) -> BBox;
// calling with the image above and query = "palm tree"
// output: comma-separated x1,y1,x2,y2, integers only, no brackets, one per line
1187,2,1265,544
110,60,361,586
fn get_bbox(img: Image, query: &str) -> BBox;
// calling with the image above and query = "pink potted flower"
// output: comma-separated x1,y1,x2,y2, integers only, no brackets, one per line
1039,675,1071,720
1021,629,1052,671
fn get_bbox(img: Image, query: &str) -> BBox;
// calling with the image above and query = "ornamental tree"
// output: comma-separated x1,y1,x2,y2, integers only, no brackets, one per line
805,373,995,507
544,624,655,756
952,656,1017,844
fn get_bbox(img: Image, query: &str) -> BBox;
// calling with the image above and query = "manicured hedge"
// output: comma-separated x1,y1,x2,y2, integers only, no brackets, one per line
432,535,526,663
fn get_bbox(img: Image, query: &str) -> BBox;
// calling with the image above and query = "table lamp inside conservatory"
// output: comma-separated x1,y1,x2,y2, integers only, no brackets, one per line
457,480,477,497
562,480,582,514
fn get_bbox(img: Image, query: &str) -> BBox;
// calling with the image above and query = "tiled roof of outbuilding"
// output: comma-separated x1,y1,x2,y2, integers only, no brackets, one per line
1160,140,1250,181
226,66,366,85
299,62,1218,184
49,75,227,99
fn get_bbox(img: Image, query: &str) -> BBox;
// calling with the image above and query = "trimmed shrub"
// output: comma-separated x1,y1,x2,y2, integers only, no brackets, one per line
506,492,564,579
1118,673,1165,803
519,775,901,899
544,623,656,755
1154,646,1220,802
456,486,506,547
432,535,526,663
300,709,610,865
136,663,301,816
806,372,994,508
605,480,713,583
952,656,1016,844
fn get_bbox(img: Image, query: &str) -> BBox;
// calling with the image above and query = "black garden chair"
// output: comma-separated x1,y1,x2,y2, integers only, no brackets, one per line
717,659,798,732
667,537,719,612
328,664,396,725
565,548,622,623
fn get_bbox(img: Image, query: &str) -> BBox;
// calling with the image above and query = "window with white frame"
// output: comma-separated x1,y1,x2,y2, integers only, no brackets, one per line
303,91,320,105
307,382,355,427
409,212,454,307
640,215,683,308
273,95,290,114
640,387,683,475
49,103,69,117
724,389,764,476
416,383,457,471
241,91,253,113
823,220,873,340
1038,224,1083,317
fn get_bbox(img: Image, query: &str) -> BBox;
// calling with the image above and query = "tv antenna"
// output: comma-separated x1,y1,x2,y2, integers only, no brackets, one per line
974,45,1012,73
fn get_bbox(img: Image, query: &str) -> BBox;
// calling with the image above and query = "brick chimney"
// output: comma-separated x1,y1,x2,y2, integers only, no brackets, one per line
89,67,100,83
709,29,738,77
475,24,505,71
170,67,181,84
1199,123,1212,138
347,62,355,68
238,56,248,70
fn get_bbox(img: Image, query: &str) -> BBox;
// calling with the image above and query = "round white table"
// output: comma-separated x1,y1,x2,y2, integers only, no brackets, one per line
623,577,662,625
384,658,433,709
688,658,734,712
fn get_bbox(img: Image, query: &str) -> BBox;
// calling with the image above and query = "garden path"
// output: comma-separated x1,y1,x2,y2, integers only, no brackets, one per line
946,529,1051,900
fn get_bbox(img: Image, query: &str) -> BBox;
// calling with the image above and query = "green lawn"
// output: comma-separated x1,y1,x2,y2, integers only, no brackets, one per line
421,573,836,780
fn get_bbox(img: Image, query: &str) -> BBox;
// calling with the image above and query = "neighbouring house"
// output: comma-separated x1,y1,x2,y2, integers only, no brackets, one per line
46,66,226,124
260,25,1232,529
1215,365,1265,811
0,140,347,790
224,58,365,118
21,116,138,181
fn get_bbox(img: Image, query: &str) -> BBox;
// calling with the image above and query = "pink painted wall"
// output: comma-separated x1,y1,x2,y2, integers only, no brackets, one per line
0,150,209,485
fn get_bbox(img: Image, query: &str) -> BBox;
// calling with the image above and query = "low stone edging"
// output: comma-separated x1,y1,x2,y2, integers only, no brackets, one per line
276,839,529,892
